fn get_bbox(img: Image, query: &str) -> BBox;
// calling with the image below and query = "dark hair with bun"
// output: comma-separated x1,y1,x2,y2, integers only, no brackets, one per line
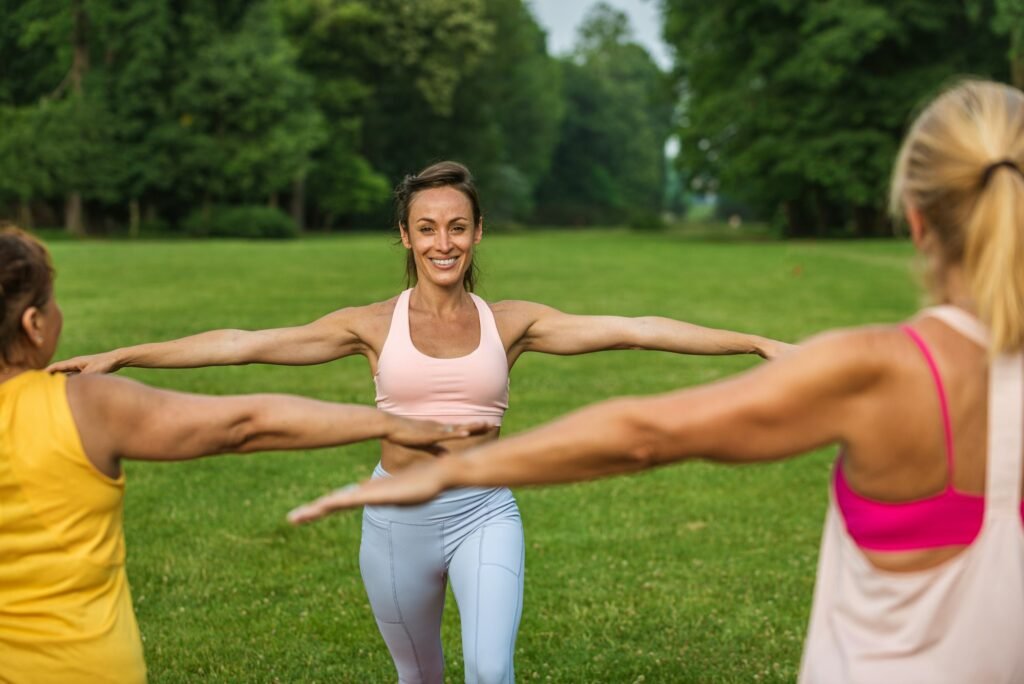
0,226,55,363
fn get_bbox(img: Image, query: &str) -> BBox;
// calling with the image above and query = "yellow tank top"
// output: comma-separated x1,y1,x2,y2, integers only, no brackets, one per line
0,371,146,684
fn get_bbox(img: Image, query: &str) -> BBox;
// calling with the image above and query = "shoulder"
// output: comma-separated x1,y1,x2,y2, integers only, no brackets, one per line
488,299,557,322
790,324,914,389
323,295,400,321
318,295,400,332
320,295,403,353
66,373,151,413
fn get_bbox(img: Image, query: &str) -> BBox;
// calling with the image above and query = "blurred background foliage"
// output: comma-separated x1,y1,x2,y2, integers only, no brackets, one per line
0,0,1020,237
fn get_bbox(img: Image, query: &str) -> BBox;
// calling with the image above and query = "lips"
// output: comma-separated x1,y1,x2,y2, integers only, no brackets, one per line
430,257,458,269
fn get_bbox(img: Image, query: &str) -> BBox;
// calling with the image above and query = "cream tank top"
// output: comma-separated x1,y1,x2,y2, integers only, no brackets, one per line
374,289,510,426
799,307,1024,683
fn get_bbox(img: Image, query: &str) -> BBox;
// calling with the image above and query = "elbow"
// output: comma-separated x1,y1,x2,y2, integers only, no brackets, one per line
609,397,672,470
219,406,266,454
623,443,659,470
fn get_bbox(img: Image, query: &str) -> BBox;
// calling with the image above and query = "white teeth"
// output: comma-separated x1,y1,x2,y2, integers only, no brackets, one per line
431,257,457,266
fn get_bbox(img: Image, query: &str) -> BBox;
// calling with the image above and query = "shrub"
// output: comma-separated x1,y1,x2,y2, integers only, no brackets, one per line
184,205,298,239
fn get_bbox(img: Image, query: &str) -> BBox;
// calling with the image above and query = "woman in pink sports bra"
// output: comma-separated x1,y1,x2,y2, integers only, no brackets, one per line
49,161,789,683
293,81,1024,683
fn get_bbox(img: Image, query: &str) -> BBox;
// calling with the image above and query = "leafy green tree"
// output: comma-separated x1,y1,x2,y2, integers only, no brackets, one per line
969,0,1024,87
535,3,671,225
280,0,389,228
92,0,176,235
171,2,325,218
664,0,1008,236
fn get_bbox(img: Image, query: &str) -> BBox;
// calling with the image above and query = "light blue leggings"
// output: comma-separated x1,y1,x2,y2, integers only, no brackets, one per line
360,464,525,684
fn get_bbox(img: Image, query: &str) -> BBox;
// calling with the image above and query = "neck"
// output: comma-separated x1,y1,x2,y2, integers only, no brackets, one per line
0,364,34,384
410,280,471,315
934,262,976,315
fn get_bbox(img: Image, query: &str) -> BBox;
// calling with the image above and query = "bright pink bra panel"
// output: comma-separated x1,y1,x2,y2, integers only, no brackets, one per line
835,325,1022,551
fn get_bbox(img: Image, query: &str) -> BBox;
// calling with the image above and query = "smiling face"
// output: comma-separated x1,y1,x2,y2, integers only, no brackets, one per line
400,186,482,290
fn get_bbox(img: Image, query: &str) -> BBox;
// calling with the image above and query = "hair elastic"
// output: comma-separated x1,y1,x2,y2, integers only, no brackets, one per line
981,159,1023,186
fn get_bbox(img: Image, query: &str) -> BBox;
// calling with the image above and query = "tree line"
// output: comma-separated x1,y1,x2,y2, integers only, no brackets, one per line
0,0,668,236
1,0,1020,237
664,0,1022,237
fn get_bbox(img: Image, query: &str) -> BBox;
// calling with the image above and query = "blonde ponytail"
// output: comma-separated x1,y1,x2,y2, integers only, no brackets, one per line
963,164,1024,352
891,80,1024,354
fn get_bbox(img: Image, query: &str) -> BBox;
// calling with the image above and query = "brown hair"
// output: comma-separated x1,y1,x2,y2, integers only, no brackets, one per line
0,226,55,364
394,161,482,292
891,80,1024,353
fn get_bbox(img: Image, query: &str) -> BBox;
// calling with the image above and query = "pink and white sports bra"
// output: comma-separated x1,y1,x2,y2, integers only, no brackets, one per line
834,309,1024,551
374,289,509,426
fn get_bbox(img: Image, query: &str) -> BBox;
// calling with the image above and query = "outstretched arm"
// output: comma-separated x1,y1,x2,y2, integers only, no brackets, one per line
288,329,885,522
46,307,368,374
507,301,793,360
67,374,484,472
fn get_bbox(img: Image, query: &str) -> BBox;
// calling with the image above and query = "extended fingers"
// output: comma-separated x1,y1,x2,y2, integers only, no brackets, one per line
286,484,361,525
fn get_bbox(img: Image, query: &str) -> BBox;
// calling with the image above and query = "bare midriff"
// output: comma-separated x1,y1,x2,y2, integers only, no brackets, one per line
380,427,501,473
861,545,970,573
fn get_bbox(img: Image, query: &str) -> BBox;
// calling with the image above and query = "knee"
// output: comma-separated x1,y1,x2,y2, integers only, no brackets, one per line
466,655,514,684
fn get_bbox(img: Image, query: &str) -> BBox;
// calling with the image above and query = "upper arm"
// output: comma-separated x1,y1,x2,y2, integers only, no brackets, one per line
629,328,892,464
68,374,259,463
508,301,639,356
241,306,368,365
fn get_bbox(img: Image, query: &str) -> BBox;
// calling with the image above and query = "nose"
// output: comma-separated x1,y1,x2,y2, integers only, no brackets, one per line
436,229,452,253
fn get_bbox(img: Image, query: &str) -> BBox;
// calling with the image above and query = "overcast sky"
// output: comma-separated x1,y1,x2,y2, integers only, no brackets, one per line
527,0,671,70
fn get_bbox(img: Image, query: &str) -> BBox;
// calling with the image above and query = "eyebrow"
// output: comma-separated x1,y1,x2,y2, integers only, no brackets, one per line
414,217,470,225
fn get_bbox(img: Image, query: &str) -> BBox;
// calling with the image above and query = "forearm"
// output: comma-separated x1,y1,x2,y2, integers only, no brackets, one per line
232,396,394,453
115,329,257,369
635,317,764,355
439,397,661,488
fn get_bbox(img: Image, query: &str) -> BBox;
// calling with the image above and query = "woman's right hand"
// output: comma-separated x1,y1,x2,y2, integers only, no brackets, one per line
385,416,491,450
46,351,122,375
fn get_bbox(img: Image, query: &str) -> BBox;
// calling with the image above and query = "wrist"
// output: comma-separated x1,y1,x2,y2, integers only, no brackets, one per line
379,412,401,440
439,452,472,488
110,348,129,370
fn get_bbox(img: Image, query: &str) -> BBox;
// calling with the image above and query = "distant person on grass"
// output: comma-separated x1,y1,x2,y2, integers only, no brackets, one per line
49,160,791,683
289,81,1024,683
0,228,481,684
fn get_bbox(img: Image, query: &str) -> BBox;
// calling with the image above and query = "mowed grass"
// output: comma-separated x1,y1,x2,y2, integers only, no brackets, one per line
47,231,918,683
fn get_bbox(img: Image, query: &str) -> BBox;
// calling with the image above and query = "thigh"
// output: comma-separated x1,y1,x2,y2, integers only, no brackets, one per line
448,513,525,684
360,511,448,684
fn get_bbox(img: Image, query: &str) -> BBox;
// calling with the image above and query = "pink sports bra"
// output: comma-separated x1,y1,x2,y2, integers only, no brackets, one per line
374,289,509,426
835,322,1024,551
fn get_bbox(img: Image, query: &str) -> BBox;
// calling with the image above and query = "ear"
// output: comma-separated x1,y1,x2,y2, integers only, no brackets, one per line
906,204,930,249
20,306,45,349
473,217,483,246
399,223,412,249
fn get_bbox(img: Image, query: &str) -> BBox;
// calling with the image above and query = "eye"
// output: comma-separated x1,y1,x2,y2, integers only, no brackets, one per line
418,225,434,234
451,225,466,233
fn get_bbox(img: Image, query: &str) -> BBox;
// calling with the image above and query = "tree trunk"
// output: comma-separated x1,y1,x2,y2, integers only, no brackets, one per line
129,198,141,238
290,174,306,231
17,199,33,230
65,194,85,237
813,190,829,237
853,205,884,238
268,192,279,209
65,0,89,237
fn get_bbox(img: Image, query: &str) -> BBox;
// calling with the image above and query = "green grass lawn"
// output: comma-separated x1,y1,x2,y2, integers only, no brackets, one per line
46,230,919,683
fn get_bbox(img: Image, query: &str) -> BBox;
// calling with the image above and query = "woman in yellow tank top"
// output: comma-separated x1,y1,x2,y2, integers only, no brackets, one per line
0,227,481,684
